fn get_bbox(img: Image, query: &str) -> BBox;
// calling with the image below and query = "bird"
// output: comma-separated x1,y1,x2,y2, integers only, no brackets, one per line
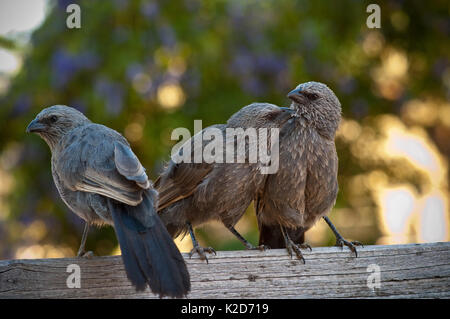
26,105,190,298
155,103,294,261
256,82,362,261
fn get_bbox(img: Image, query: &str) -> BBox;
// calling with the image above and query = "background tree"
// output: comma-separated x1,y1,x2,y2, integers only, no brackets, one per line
0,0,448,259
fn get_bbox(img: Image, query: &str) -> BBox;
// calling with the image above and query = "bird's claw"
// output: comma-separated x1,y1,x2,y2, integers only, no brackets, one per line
248,244,270,251
189,246,216,263
77,250,94,259
298,243,312,251
258,244,270,251
285,240,310,264
335,238,363,257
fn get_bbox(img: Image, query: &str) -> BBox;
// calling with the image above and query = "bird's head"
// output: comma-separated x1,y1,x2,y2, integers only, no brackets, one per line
287,81,341,139
26,105,90,149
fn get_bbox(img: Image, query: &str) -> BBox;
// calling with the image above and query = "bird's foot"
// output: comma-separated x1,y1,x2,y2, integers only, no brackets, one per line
189,245,216,263
335,238,363,257
77,250,94,259
285,240,311,264
247,244,270,251
298,243,312,251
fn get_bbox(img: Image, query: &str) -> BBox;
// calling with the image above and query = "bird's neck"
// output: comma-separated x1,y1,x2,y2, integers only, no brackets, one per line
292,104,340,140
42,122,88,152
40,132,63,152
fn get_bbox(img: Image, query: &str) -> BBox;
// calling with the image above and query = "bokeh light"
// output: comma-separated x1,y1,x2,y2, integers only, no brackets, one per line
157,83,186,110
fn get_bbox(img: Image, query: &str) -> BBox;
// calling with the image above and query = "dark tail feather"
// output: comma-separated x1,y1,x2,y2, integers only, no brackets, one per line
158,205,190,239
258,224,305,248
165,223,186,239
255,197,305,248
109,192,190,298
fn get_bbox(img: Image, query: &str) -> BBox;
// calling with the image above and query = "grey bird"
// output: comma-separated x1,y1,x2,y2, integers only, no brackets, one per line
256,82,362,260
155,103,294,261
26,105,190,297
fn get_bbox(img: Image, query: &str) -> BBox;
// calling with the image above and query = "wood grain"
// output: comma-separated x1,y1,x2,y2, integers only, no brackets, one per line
1,242,449,298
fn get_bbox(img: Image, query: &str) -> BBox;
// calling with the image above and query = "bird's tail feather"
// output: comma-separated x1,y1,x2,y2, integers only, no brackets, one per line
109,191,190,298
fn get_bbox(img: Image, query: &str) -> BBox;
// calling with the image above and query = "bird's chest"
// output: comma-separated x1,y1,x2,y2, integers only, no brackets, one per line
51,156,95,222
51,157,69,201
279,126,338,212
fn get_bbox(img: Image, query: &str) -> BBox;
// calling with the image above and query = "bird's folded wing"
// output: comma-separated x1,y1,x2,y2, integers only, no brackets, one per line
114,141,150,189
56,125,147,206
155,125,226,210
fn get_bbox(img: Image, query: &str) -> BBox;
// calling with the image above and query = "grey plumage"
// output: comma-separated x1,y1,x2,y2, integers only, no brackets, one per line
257,82,362,258
155,103,294,259
26,105,190,297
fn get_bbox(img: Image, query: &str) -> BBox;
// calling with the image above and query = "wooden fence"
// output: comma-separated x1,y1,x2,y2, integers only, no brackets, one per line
0,242,449,298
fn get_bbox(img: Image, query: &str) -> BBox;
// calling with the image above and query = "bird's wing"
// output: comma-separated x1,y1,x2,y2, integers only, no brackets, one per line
56,124,148,206
155,124,226,211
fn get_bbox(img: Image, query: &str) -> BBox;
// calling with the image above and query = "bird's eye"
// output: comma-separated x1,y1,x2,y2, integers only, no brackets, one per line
48,115,58,123
305,93,319,100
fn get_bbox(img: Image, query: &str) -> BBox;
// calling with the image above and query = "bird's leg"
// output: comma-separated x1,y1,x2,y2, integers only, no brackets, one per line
77,222,94,258
323,216,363,257
280,225,310,263
226,225,268,251
187,221,216,263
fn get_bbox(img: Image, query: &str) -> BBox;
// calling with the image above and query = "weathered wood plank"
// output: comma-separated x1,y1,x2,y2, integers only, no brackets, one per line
0,242,449,298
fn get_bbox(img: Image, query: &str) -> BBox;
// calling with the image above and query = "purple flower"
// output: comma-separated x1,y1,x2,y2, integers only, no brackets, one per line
141,2,159,19
227,1,245,22
158,24,177,48
51,49,79,89
18,208,36,225
126,63,144,81
231,51,287,78
11,94,32,117
254,54,286,75
230,52,253,76
95,78,124,116
51,49,100,89
76,51,100,70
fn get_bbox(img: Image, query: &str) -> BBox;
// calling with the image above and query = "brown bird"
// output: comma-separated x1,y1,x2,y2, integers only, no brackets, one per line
256,82,362,261
155,103,294,261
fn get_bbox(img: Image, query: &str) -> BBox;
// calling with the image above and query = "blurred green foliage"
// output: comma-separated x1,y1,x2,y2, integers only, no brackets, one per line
0,0,449,259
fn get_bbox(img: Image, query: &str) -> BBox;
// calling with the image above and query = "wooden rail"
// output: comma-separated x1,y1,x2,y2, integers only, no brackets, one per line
0,242,449,298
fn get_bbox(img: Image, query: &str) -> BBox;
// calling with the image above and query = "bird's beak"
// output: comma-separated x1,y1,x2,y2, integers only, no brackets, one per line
26,119,46,133
287,88,305,104
279,107,295,116
278,107,295,122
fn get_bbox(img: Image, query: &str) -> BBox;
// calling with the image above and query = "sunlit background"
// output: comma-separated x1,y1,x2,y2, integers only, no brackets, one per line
0,0,449,260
